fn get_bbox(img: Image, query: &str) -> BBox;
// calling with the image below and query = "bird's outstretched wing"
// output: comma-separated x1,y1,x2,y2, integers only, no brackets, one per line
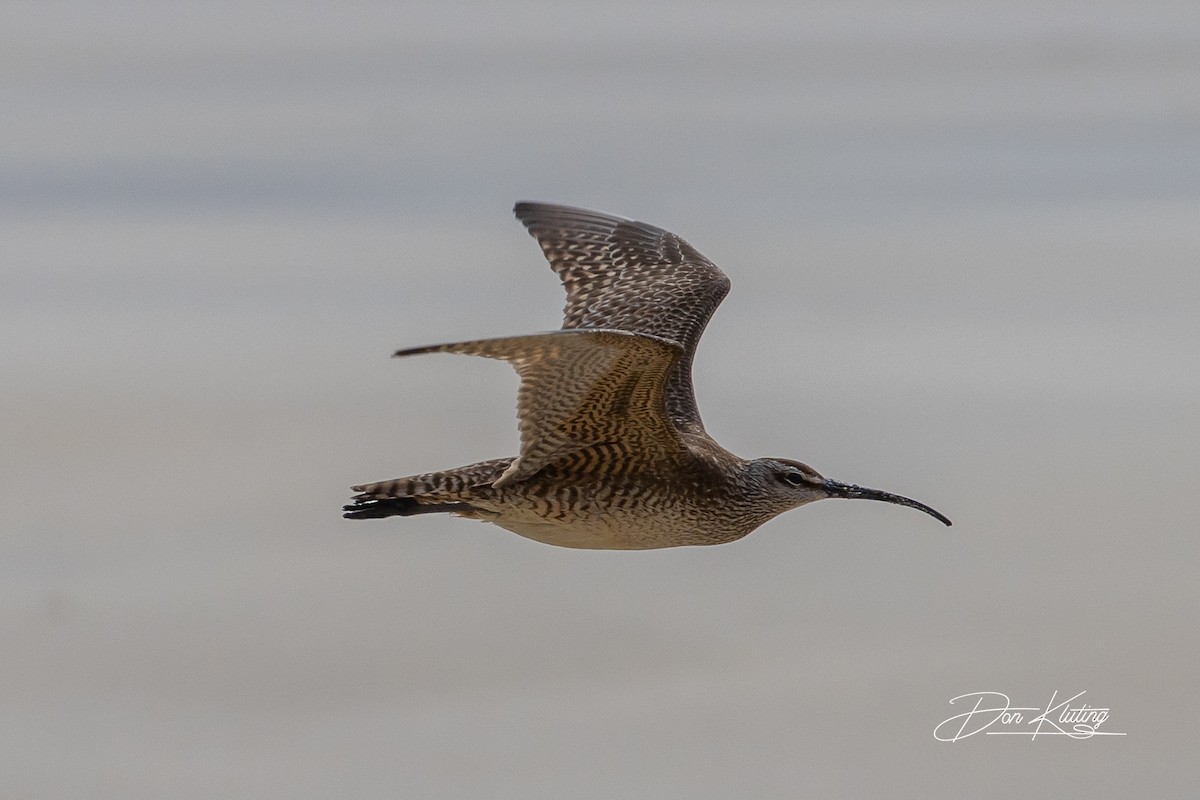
394,330,689,487
514,202,730,434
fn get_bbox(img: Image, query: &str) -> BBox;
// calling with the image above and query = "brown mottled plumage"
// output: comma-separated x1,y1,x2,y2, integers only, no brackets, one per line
344,202,950,549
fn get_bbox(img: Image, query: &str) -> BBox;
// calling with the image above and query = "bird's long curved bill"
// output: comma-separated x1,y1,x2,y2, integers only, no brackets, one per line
824,479,952,526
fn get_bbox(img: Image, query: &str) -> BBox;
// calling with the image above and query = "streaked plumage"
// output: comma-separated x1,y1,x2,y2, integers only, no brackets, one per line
344,202,950,549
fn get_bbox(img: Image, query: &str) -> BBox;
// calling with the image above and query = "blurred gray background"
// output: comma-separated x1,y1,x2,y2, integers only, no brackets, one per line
4,1,1198,797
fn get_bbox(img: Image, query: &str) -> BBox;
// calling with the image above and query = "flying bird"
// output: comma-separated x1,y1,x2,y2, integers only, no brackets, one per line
344,202,950,548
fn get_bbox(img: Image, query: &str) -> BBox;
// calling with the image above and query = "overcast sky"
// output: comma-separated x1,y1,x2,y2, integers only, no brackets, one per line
4,2,1199,797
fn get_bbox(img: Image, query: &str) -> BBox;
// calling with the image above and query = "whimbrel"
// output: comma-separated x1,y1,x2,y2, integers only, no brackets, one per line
343,202,950,549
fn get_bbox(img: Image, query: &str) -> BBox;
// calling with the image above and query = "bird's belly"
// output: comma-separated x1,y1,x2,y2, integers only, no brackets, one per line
491,516,634,549
469,504,749,550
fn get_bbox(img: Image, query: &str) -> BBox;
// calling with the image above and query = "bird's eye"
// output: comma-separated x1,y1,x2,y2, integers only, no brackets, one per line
781,471,807,486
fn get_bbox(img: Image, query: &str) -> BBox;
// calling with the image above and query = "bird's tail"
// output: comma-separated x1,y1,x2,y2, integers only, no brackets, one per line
342,457,513,521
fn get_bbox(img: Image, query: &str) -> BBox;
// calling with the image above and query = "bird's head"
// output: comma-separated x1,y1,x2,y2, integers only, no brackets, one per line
746,458,951,526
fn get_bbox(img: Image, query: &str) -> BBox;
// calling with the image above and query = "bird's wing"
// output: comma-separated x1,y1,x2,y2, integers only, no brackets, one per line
394,330,689,487
514,202,731,434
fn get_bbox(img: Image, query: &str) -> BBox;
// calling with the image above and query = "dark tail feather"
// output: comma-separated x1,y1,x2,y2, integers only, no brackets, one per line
343,496,476,520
